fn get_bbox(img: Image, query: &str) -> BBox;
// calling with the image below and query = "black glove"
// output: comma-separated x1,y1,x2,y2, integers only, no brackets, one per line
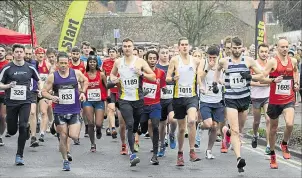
212,82,219,94
106,81,116,89
240,72,252,80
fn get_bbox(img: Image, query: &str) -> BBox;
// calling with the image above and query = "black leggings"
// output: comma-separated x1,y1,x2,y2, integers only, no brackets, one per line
6,104,31,157
118,99,143,154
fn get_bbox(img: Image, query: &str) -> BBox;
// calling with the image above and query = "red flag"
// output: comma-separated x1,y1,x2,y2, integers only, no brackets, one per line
29,6,37,47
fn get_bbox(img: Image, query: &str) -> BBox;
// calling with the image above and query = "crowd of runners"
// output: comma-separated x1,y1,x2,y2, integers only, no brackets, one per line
0,36,301,172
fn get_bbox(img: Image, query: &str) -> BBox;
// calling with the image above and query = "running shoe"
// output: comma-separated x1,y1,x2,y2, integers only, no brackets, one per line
30,136,39,147
216,135,222,142
150,155,159,165
90,144,96,152
144,132,150,139
134,142,139,152
111,129,117,139
251,135,258,148
120,144,128,155
157,146,166,157
222,126,231,149
270,154,278,169
0,137,4,146
265,146,270,155
5,132,11,137
169,134,176,149
176,152,184,166
106,128,111,136
73,139,80,145
15,155,24,166
62,160,70,171
189,150,201,162
205,150,215,159
130,154,140,167
237,157,246,173
280,143,291,159
67,152,73,162
39,133,45,142
96,128,102,139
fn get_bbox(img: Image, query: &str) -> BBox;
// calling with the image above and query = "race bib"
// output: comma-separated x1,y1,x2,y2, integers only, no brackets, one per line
87,88,101,101
179,86,193,97
229,73,246,88
275,80,291,95
58,89,75,104
143,83,157,99
161,85,174,99
40,73,48,82
10,85,26,100
205,82,214,95
122,78,139,89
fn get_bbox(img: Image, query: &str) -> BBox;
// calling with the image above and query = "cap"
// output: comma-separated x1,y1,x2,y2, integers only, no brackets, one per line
35,47,45,54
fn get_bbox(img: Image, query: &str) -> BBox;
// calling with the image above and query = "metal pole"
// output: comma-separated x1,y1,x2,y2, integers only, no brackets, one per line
28,3,34,47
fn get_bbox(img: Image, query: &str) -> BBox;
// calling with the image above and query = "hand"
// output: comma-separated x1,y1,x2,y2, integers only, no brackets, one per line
173,74,180,81
207,60,215,70
273,76,283,83
9,81,16,88
212,82,219,94
294,83,299,92
79,93,86,102
199,88,205,94
240,72,252,80
51,96,60,103
37,90,42,98
110,76,120,84
162,87,167,94
133,67,143,76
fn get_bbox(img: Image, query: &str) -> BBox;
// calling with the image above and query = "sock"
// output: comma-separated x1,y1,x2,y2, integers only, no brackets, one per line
270,150,275,155
282,140,287,145
40,131,45,135
178,151,183,155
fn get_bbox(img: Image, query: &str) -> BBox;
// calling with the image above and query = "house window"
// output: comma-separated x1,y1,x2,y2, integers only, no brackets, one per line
265,11,278,25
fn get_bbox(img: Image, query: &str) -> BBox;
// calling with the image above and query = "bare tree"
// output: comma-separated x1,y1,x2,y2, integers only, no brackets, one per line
272,0,302,31
0,0,69,31
156,1,230,46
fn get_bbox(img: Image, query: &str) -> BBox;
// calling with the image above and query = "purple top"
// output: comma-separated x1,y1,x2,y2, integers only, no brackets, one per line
53,68,80,114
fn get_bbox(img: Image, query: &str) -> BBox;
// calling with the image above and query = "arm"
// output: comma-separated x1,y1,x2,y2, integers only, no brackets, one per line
166,57,176,82
110,60,119,81
247,57,264,81
76,70,89,93
41,74,55,100
214,58,225,83
197,59,206,88
258,58,278,84
100,71,107,88
141,59,156,82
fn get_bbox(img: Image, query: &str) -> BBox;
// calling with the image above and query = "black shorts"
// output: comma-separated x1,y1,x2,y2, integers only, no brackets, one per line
160,99,173,121
172,96,199,120
225,96,251,112
54,113,82,126
31,92,38,104
109,93,117,104
0,95,5,104
267,102,295,120
251,97,269,109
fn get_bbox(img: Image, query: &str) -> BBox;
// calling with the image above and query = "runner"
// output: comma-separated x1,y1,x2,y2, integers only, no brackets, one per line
166,37,201,166
42,51,88,171
197,45,224,159
102,47,118,139
5,51,13,62
109,38,156,166
46,48,57,73
0,44,9,146
214,36,266,172
261,38,299,169
35,47,52,142
156,45,177,157
0,44,40,165
83,55,107,152
140,50,166,165
250,43,271,154
69,46,87,142
24,46,40,147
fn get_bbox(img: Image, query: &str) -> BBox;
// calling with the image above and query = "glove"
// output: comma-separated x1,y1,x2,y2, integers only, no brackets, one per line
106,81,116,89
240,72,252,80
212,82,219,94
